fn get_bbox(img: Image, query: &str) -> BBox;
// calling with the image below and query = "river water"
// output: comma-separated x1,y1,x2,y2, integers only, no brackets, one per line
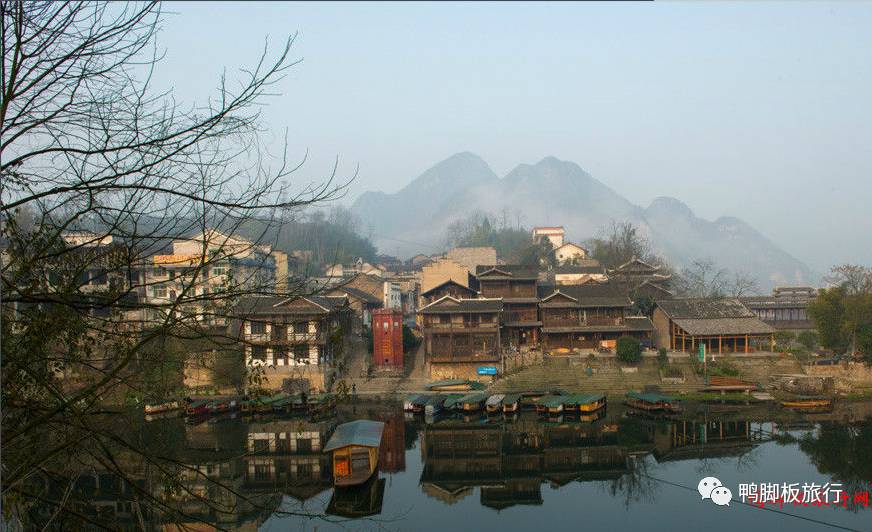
47,402,872,531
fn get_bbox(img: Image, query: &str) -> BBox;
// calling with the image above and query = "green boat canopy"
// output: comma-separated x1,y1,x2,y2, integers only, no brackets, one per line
324,420,385,452
459,392,489,404
627,391,677,403
426,379,486,391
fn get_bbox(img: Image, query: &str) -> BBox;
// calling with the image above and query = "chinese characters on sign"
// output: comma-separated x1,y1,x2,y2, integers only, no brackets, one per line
737,483,870,509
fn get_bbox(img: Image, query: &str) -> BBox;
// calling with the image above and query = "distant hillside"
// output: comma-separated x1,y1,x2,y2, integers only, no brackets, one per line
351,153,816,290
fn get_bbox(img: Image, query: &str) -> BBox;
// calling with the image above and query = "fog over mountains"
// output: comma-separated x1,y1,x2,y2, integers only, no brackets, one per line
351,153,816,291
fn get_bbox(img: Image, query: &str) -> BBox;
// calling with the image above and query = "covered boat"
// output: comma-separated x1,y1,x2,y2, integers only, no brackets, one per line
458,392,489,412
781,397,833,411
324,420,385,487
564,393,606,413
537,395,565,415
424,395,445,416
425,379,486,392
144,400,182,415
502,394,521,413
485,394,505,414
625,392,681,413
185,399,211,416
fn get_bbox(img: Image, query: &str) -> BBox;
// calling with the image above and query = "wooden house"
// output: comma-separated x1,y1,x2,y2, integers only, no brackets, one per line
419,296,503,381
653,298,775,353
233,294,351,391
476,265,541,347
537,283,654,350
324,420,385,487
420,278,478,306
741,286,816,332
608,257,673,301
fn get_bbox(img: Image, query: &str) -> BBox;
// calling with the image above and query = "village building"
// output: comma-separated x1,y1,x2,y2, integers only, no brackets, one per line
408,253,434,269
476,265,541,348
326,285,382,332
324,257,385,279
553,242,588,264
532,226,565,248
372,308,404,370
446,246,497,273
550,260,608,286
233,294,351,392
538,283,654,351
741,286,817,332
652,298,775,354
419,296,503,381
146,229,288,326
608,257,673,302
420,257,473,294
420,278,478,306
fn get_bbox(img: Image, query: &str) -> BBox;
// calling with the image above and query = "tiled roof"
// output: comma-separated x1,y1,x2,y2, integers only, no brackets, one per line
419,296,503,314
656,298,755,319
420,278,477,297
323,420,385,452
235,294,348,316
672,317,774,336
475,265,540,280
539,283,631,308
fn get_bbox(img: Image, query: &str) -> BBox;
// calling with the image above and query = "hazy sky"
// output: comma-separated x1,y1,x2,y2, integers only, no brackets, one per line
155,2,872,271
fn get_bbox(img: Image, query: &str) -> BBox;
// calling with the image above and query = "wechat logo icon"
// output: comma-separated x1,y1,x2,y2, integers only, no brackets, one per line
698,477,732,507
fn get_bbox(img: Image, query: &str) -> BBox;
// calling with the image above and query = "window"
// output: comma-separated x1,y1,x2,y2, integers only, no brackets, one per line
439,314,450,324
151,286,167,298
250,321,266,334
211,266,226,277
293,345,309,364
251,345,267,362
273,346,288,365
273,325,286,340
293,321,307,334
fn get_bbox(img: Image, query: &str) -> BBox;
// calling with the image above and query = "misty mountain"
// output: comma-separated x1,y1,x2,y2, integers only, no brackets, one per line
351,153,816,290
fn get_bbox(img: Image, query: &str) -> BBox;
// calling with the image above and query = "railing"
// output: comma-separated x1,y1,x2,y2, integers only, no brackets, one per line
542,318,580,327
503,312,539,323
430,351,500,362
584,317,623,326
424,322,498,330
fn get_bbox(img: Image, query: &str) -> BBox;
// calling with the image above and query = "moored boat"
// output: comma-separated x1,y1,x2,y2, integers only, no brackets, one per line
185,399,211,416
424,395,445,416
781,397,833,411
207,397,240,414
565,393,607,413
403,394,428,414
625,392,681,413
426,379,486,393
144,400,182,415
325,420,385,487
485,394,505,414
458,392,488,412
502,394,521,413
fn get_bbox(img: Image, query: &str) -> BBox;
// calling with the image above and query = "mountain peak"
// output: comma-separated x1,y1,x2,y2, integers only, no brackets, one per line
646,196,695,219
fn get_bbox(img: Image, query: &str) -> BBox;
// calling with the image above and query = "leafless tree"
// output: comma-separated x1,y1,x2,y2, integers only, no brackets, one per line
824,264,872,296
1,1,353,528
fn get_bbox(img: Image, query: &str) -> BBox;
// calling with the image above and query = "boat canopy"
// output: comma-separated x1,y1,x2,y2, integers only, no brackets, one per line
627,391,677,403
426,379,486,391
324,420,385,452
486,394,506,407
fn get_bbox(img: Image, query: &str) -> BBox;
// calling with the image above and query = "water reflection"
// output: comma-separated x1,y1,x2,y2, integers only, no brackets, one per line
23,404,872,530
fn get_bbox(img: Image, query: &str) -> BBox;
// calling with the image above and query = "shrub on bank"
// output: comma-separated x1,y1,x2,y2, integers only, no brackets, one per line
617,336,642,364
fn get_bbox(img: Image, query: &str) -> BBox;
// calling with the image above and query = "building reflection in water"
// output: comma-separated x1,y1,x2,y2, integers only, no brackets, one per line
34,408,803,529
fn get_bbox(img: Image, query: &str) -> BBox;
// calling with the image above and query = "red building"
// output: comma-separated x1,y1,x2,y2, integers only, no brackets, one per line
373,308,403,369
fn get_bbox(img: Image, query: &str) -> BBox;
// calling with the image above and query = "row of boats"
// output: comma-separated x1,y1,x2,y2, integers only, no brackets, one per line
143,392,337,421
403,390,682,417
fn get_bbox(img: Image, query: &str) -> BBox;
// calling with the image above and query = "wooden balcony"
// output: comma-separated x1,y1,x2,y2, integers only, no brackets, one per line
542,318,580,327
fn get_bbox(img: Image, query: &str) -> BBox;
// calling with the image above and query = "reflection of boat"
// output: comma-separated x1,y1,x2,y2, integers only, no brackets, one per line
144,400,182,415
325,420,385,487
625,392,681,413
326,475,386,518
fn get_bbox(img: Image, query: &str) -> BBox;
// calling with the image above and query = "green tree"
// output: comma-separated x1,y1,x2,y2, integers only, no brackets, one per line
774,331,796,351
807,286,849,352
616,336,642,364
797,330,818,350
